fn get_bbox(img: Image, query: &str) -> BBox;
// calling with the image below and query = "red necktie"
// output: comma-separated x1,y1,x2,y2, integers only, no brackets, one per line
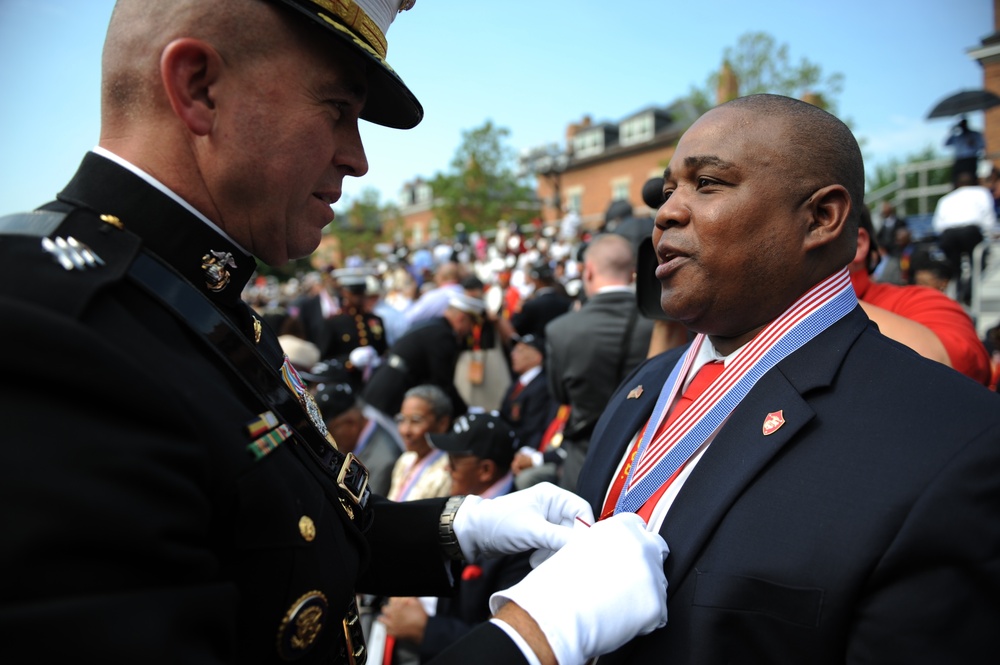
509,380,525,399
600,361,725,521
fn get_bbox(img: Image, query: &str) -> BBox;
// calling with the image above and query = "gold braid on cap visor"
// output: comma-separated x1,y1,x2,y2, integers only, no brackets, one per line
311,0,387,58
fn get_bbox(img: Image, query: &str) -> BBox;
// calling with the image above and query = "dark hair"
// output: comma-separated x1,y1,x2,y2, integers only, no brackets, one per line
858,206,881,274
461,275,485,291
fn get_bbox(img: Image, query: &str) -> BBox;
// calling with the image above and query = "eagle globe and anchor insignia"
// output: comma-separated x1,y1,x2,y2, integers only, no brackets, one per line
201,250,237,292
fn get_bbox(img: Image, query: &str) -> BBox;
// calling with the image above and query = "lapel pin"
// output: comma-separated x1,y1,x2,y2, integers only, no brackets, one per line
762,410,785,436
627,385,644,400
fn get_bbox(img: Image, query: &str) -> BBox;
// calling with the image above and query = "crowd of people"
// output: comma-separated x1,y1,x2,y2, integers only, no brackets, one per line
3,1,1000,663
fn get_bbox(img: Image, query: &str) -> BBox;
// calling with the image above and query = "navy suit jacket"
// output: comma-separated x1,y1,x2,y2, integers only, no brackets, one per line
577,306,1000,663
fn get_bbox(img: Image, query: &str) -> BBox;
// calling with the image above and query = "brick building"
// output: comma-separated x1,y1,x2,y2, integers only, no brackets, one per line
969,0,1000,164
528,100,698,231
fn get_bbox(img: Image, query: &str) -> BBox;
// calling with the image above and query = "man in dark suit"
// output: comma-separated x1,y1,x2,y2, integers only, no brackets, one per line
499,260,572,343
295,269,342,349
0,2,668,664
545,233,654,491
574,93,1000,663
499,334,557,452
363,293,484,418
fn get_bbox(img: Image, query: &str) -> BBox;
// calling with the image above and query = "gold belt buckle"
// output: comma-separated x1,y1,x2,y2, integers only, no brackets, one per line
336,452,370,509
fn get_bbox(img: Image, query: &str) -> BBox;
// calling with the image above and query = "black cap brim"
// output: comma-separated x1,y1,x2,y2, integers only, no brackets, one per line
274,0,423,129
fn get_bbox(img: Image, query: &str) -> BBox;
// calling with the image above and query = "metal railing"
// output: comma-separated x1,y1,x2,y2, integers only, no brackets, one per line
864,157,953,215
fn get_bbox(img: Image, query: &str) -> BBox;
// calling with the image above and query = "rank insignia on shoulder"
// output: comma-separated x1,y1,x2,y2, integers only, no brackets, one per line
42,236,105,271
201,249,236,292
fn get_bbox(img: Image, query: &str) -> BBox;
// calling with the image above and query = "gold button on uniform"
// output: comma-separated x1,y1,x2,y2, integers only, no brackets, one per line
298,515,316,542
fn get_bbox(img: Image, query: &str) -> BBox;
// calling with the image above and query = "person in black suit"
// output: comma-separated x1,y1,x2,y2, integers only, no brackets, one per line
0,2,669,664
295,269,342,349
572,93,1000,663
545,233,654,491
363,293,484,419
499,334,557,453
498,260,573,343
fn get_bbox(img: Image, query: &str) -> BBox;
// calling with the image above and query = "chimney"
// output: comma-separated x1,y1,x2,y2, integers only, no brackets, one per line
716,60,739,105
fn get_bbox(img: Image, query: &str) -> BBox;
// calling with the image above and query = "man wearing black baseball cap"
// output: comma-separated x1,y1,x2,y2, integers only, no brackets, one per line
0,2,667,663
430,412,519,497
379,413,530,660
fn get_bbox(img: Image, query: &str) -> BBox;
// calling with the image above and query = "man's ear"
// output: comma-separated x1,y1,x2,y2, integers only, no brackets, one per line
852,226,871,267
802,184,852,252
478,459,497,483
160,38,221,136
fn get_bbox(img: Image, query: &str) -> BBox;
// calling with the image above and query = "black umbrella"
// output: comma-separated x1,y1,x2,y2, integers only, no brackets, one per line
927,89,1000,119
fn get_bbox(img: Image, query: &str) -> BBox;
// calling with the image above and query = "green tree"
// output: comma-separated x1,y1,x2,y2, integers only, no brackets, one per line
688,32,844,114
431,120,540,234
329,187,401,260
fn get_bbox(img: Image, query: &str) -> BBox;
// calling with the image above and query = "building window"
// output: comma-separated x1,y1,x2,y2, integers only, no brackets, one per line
611,178,631,202
566,186,584,215
620,113,653,146
416,183,433,205
573,130,604,159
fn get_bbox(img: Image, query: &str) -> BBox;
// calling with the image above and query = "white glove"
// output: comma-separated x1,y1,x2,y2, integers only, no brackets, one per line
451,482,594,561
490,512,668,665
349,345,378,369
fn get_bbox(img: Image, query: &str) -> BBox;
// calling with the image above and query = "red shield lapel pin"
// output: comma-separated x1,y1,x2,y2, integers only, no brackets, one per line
627,385,644,400
762,410,785,436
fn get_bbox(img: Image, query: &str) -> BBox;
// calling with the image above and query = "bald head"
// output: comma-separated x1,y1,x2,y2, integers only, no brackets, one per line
722,94,865,241
101,0,280,130
583,233,636,292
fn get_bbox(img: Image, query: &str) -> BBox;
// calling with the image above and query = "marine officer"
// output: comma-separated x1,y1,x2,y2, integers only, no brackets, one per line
0,2,667,665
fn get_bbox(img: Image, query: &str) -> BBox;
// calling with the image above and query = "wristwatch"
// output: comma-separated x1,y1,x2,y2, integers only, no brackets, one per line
438,495,468,561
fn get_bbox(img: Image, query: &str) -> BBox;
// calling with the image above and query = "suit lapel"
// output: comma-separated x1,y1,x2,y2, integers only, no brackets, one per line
658,309,869,590
577,348,686,509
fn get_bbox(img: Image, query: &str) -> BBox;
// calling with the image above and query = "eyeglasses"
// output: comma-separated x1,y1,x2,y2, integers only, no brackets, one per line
394,414,429,426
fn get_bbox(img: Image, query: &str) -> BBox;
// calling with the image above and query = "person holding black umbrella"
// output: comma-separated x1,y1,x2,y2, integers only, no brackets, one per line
945,117,986,185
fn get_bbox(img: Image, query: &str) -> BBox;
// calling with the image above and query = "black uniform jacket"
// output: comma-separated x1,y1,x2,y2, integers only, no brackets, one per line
0,153,528,665
362,317,467,418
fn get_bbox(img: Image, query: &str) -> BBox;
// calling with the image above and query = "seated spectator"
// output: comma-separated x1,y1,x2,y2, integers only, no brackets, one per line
912,253,956,294
315,381,403,497
851,206,991,385
387,385,454,502
378,413,532,663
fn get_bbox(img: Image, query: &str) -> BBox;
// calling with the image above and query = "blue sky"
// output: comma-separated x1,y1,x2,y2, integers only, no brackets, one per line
0,0,992,215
